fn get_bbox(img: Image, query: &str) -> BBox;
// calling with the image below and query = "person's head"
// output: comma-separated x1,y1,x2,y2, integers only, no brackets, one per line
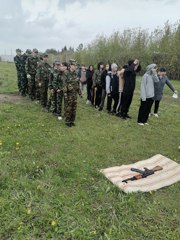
105,63,111,71
25,49,32,56
61,62,68,71
81,64,86,71
111,63,118,73
97,62,104,70
128,59,134,66
69,61,77,71
89,65,94,71
16,49,22,56
158,67,166,77
54,61,61,70
146,64,157,74
32,48,38,57
42,54,48,63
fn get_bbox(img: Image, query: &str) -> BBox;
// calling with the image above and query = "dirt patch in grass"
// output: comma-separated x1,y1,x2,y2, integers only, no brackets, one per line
0,93,25,103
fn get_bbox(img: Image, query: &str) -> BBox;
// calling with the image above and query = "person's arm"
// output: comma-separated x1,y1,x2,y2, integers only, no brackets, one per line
106,75,111,95
152,72,159,82
165,77,176,92
141,75,147,101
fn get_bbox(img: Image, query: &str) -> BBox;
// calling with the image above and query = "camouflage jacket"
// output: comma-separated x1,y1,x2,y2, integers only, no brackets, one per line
52,70,64,91
35,62,51,84
93,69,103,86
25,56,39,75
14,55,26,73
63,70,80,96
48,68,55,90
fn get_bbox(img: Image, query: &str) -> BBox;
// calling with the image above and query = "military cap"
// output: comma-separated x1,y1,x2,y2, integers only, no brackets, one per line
33,48,38,53
16,49,22,53
69,59,77,65
54,60,61,65
26,49,32,54
42,53,48,57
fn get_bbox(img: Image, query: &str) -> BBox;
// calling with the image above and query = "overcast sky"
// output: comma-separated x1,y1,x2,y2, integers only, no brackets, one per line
0,0,179,55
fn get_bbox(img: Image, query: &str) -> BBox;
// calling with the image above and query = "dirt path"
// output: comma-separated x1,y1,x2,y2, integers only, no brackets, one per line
0,93,26,103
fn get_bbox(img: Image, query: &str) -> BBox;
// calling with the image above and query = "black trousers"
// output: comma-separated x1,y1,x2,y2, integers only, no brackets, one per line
137,98,153,123
95,85,102,107
150,100,160,114
107,92,119,113
87,82,92,101
121,91,134,116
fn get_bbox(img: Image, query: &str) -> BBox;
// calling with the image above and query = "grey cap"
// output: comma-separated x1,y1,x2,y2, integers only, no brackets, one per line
111,63,118,69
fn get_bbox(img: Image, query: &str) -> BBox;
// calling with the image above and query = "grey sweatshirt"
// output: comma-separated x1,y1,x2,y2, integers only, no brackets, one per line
154,76,175,101
141,64,159,101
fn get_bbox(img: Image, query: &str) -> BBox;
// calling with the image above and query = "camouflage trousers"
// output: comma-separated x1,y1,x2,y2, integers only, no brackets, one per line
64,91,77,124
57,91,64,116
28,74,36,100
49,90,63,115
17,71,28,95
39,82,48,107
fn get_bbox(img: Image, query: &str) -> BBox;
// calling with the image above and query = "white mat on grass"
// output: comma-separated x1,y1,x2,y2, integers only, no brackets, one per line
100,154,180,193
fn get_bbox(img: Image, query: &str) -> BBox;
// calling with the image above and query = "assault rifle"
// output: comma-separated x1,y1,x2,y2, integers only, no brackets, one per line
122,166,163,183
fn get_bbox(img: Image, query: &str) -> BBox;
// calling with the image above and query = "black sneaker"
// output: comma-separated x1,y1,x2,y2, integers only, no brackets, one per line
65,123,72,127
71,122,75,126
98,107,103,111
126,114,132,119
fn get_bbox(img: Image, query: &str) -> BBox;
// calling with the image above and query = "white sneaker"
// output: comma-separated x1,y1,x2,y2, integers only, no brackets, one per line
144,123,149,125
86,100,90,105
154,113,158,117
138,122,144,126
58,116,62,120
149,113,151,117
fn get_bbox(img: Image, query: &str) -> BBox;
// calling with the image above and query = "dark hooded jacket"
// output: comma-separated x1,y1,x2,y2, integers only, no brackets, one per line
123,61,141,93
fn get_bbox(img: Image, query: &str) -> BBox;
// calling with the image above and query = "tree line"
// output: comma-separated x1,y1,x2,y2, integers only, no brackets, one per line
46,21,180,80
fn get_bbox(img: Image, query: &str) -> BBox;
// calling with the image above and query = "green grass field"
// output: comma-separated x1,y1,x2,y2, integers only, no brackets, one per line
0,62,180,240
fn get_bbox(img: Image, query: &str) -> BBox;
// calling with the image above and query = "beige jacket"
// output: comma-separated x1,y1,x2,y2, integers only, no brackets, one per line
117,69,125,92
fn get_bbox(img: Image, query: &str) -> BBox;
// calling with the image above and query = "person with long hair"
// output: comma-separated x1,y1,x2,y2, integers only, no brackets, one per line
99,63,111,111
86,65,94,104
93,62,104,108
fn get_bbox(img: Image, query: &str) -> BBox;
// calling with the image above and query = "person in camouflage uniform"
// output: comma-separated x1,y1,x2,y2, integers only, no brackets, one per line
47,62,56,112
21,49,32,95
35,53,51,110
63,60,82,127
14,49,27,96
49,61,61,115
93,62,104,108
25,48,39,100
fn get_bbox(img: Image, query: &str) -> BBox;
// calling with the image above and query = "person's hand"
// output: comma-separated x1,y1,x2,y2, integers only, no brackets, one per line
152,67,157,73
107,93,111,97
38,82,42,87
51,89,54,94
57,89,60,93
134,59,139,65
27,74,31,79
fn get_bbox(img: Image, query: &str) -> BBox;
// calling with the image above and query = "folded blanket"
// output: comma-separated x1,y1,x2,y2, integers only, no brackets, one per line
100,154,180,193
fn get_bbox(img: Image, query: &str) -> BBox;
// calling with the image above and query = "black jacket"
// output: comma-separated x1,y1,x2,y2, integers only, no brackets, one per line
86,69,94,85
123,63,141,93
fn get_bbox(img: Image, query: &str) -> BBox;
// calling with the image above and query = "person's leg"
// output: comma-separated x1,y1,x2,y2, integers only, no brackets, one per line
154,100,160,114
57,91,63,116
121,92,129,117
71,93,77,124
64,94,72,125
125,91,134,116
144,98,153,123
99,89,106,109
112,93,119,113
137,100,147,123
107,95,112,112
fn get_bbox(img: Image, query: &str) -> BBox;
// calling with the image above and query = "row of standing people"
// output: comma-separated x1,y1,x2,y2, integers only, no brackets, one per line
14,48,82,127
79,61,178,124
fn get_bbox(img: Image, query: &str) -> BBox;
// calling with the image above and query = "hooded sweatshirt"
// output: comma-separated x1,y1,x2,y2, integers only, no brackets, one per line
141,64,159,101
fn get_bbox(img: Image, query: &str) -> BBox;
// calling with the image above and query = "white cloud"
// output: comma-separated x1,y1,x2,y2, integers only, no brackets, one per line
0,0,179,55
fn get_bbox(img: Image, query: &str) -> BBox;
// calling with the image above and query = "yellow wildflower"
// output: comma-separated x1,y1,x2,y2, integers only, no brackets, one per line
51,220,57,226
